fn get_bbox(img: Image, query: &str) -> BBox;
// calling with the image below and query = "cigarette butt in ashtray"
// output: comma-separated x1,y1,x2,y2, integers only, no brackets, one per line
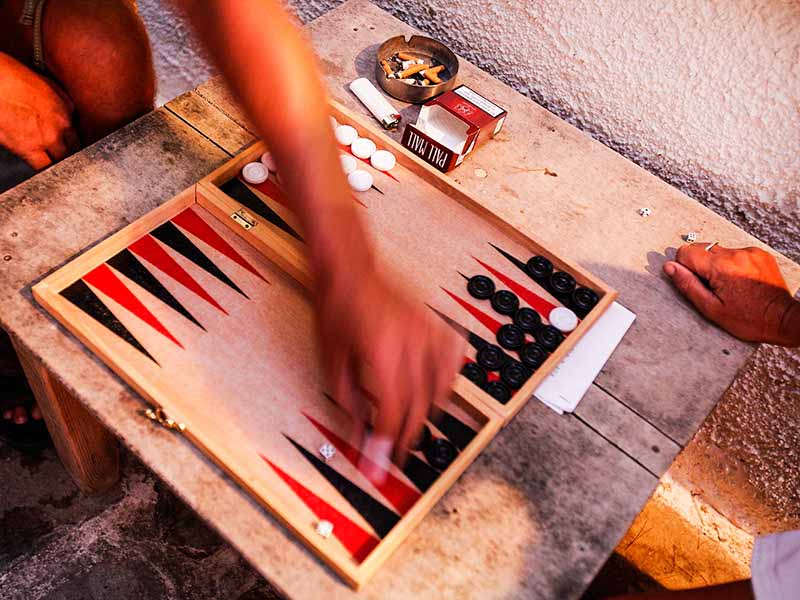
380,59,393,76
397,51,417,61
349,77,401,130
423,65,444,83
397,63,428,79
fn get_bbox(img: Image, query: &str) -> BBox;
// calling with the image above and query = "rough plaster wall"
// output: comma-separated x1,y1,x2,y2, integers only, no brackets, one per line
136,1,799,534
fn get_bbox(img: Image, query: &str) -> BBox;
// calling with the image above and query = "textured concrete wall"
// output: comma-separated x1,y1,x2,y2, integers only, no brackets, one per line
136,0,799,534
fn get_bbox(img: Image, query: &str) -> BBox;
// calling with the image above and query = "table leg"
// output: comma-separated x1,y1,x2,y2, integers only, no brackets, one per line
11,337,119,494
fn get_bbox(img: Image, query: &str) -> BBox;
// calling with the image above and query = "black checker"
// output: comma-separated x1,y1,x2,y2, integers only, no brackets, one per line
549,271,576,297
514,307,541,334
536,324,564,352
571,286,599,318
500,360,532,389
423,437,458,471
520,342,548,370
460,362,488,388
525,255,553,282
467,275,495,300
491,289,519,316
496,323,525,350
476,344,507,371
485,380,512,404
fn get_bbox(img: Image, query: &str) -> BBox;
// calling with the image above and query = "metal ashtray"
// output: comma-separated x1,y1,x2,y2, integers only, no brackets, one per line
375,35,459,104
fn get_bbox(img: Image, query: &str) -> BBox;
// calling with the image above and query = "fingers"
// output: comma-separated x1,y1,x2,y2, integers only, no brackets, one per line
20,149,52,171
395,324,432,465
663,260,722,319
675,243,716,280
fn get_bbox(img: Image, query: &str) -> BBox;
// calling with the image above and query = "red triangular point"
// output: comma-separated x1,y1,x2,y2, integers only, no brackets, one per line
441,287,503,335
302,412,420,515
240,175,289,207
129,235,228,315
261,455,379,563
172,208,267,282
472,257,557,317
84,263,183,348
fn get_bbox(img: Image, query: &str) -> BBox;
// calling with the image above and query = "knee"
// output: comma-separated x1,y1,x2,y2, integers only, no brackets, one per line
43,0,156,140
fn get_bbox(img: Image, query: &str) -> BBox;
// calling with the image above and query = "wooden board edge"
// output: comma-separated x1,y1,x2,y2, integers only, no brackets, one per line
196,182,313,288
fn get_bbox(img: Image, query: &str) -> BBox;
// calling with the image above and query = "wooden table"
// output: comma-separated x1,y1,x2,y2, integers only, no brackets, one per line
1,1,797,598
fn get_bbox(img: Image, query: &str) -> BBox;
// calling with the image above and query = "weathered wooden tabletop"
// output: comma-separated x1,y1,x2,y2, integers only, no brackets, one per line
2,1,798,598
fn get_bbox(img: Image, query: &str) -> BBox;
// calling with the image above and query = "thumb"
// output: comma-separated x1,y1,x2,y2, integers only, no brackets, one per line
663,261,721,319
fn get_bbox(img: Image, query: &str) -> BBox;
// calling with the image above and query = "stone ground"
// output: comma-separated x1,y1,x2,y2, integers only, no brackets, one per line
0,441,662,600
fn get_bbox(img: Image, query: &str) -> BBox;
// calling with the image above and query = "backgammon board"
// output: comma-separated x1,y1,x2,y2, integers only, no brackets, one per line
34,100,615,588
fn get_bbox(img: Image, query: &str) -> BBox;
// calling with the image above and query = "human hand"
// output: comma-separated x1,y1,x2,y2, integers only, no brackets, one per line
0,53,80,170
663,244,800,346
314,244,464,482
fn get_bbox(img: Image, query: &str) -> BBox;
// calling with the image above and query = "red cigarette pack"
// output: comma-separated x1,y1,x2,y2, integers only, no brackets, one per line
401,85,507,172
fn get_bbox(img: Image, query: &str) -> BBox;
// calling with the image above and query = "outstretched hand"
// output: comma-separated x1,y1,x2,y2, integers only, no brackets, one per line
663,244,800,346
315,253,464,482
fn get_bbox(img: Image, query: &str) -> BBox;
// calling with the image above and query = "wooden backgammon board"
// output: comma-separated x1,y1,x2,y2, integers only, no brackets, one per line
33,100,616,588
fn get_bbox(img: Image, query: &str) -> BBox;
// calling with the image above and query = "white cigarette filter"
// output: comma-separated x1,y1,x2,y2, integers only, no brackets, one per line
349,77,401,130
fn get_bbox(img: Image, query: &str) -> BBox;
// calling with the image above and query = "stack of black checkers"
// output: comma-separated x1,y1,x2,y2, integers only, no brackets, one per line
459,255,601,404
524,255,600,319
410,424,458,471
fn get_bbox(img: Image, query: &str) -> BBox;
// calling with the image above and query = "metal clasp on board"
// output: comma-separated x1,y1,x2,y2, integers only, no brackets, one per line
144,406,186,433
231,208,257,230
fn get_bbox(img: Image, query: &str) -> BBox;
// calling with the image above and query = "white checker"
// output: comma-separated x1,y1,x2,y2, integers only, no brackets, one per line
370,149,396,172
347,169,373,192
334,124,358,146
319,443,336,461
339,154,358,175
316,520,334,539
242,162,268,185
260,151,276,172
351,137,377,160
549,306,579,333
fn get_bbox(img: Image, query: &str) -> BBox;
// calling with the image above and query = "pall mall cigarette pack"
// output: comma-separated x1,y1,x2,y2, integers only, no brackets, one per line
401,85,507,172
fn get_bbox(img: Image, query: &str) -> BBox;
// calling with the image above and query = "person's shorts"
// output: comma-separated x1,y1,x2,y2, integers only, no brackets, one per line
18,0,48,70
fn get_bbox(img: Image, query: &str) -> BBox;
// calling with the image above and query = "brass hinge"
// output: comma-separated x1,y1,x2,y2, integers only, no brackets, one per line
143,406,186,433
231,208,257,230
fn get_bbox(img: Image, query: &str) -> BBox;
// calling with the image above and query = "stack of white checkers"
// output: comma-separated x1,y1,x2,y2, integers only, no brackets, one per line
333,118,396,192
240,120,397,194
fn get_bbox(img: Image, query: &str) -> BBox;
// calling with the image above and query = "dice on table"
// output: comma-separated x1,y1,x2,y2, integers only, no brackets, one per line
316,520,334,538
319,443,336,461
638,207,651,217
684,232,698,243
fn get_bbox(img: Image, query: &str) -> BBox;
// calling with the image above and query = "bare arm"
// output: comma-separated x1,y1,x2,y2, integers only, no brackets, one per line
174,1,463,477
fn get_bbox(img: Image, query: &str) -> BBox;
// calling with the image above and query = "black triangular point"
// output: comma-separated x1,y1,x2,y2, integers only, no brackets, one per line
220,178,303,242
107,249,204,330
151,221,248,298
284,434,400,538
61,279,158,364
432,410,477,451
489,243,528,275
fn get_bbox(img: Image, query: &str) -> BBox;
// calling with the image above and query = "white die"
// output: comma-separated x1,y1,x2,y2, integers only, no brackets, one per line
316,520,334,538
638,207,651,217
684,232,698,243
319,443,336,461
